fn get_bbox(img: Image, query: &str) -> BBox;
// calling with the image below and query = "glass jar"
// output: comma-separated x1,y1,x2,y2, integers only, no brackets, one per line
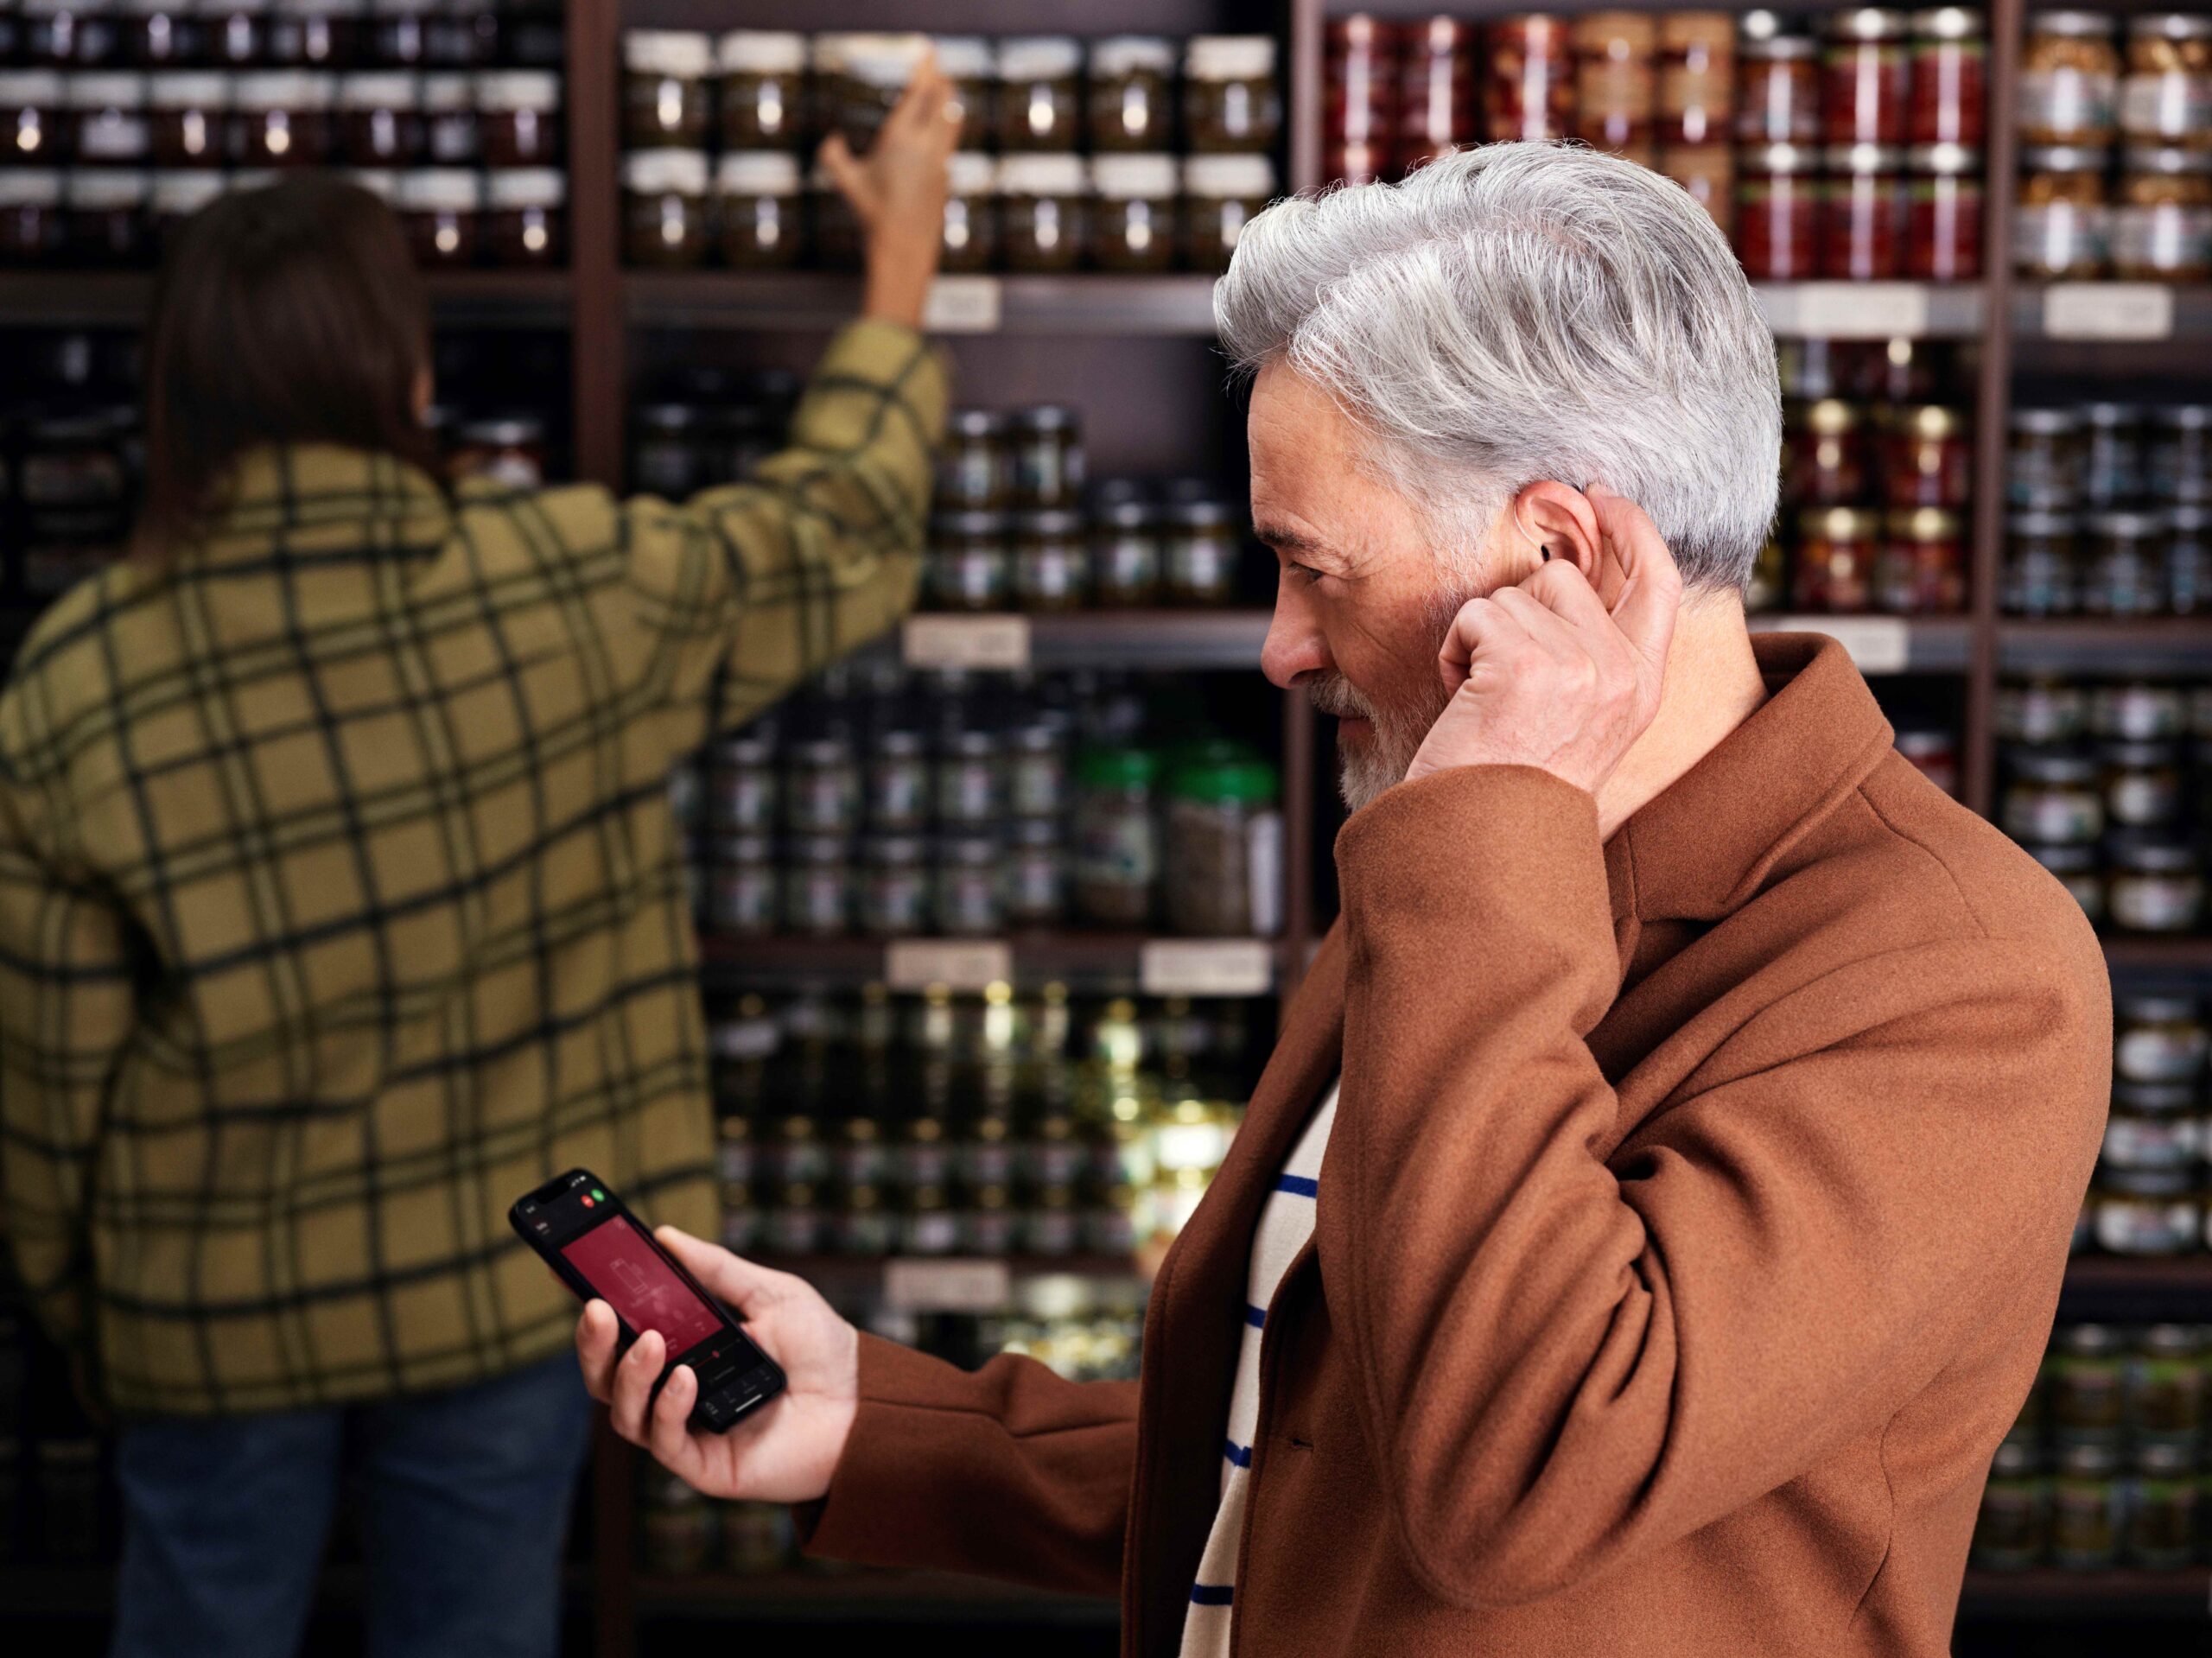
2014,143,2110,278
781,835,852,937
2081,403,2146,509
2010,407,2083,510
866,728,930,834
65,168,148,264
1,70,68,161
2103,1082,2202,1170
451,416,544,487
1014,509,1089,612
2092,678,2188,740
1906,143,1981,279
1486,12,1577,143
2122,13,2212,148
1091,152,1179,273
1006,817,1067,926
785,737,861,836
995,34,1080,152
1737,28,1821,143
710,733,778,835
1398,16,1478,168
2114,994,2207,1083
2031,841,2106,922
268,0,361,69
1999,677,2088,745
1877,506,1965,613
1822,8,1910,146
1573,10,1657,156
632,403,705,499
1009,405,1081,510
1821,143,1906,278
1736,140,1820,279
931,834,1004,936
1183,153,1274,272
2094,1166,2200,1253
2052,1442,2120,1569
715,151,802,268
2002,748,2104,843
715,29,803,149
708,835,777,937
621,148,708,268
2171,505,2212,613
2114,146,2212,281
1658,143,1734,236
418,70,473,164
940,150,997,273
938,410,1010,511
996,152,1086,273
485,168,563,266
396,166,479,264
1089,34,1174,151
1908,7,1983,146
860,835,928,937
1972,1440,2047,1571
1883,403,1970,508
2152,404,2212,503
1164,753,1281,937
71,70,149,163
1006,722,1065,819
2004,511,2079,616
474,69,558,168
2125,1441,2198,1569
931,35,992,150
1163,494,1241,607
1325,12,1400,180
25,0,124,66
1090,490,1161,607
2083,511,2168,617
233,69,334,164
1658,11,1733,148
2022,10,2119,147
1184,34,1279,153
337,69,418,164
148,70,228,166
1074,747,1159,928
2108,835,2206,933
622,29,711,149
934,729,1001,829
1794,505,1878,611
817,34,926,154
0,169,65,263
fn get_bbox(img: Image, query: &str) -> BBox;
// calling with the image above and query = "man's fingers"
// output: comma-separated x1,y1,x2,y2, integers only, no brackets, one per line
576,1300,620,1403
1585,484,1684,670
656,1226,784,1318
609,1329,665,1445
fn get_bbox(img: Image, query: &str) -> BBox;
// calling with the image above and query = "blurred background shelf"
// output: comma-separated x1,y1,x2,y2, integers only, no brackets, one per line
1958,1571,2212,1621
0,270,576,329
2057,1257,2212,1322
697,932,1285,995
632,1570,1118,1624
624,271,1224,335
1999,620,2212,674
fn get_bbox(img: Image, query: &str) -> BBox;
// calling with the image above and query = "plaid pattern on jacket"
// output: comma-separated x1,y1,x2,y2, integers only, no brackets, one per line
0,320,945,1415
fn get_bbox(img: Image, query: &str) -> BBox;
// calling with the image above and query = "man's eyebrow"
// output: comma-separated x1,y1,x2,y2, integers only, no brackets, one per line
1253,521,1332,557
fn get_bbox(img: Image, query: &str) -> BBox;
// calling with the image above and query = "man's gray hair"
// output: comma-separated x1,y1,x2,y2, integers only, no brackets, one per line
1215,143,1781,592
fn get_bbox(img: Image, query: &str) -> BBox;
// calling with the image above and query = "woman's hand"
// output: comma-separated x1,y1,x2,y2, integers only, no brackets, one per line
577,1227,860,1504
819,49,960,330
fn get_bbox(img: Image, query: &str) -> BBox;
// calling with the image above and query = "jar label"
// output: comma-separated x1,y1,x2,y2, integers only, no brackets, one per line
2120,71,2212,141
2116,1026,2209,1083
2112,204,2212,279
2102,1112,2202,1168
2021,69,2116,138
2111,875,2205,933
2095,1197,2198,1253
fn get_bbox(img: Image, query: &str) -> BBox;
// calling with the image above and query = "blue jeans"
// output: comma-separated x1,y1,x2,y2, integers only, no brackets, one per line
110,1353,594,1658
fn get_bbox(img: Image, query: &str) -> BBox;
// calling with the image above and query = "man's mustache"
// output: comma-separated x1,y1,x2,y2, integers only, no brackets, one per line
1307,675,1380,722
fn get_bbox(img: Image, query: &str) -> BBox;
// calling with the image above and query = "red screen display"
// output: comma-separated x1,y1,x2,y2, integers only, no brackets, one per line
561,1216,721,1354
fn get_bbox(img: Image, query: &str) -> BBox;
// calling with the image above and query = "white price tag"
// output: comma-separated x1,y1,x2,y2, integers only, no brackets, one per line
2043,283,2174,341
923,275,1002,333
885,1258,1013,1313
1789,615,1911,674
1764,283,1931,340
902,615,1031,670
1140,938,1274,996
886,938,1014,991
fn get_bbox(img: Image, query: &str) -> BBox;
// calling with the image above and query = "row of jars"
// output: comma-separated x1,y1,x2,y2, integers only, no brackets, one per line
2003,505,2212,618
2017,143,2212,281
1733,138,1981,280
926,496,1242,613
1768,503,1967,613
0,0,565,73
623,30,1278,161
621,147,1274,275
2011,403,2212,511
1788,397,1971,511
0,65,558,167
2020,11,2212,152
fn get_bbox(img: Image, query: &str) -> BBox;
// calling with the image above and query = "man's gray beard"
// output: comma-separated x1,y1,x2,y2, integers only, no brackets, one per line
1309,585,1470,813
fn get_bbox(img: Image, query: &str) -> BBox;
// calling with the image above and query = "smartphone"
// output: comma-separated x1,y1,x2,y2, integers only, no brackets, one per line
511,1168,785,1432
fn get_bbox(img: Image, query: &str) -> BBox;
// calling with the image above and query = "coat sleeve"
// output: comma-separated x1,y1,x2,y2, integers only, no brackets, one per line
795,1333,1138,1598
1319,763,2111,1609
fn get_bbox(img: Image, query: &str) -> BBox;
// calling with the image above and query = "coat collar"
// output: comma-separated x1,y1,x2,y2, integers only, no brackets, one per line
188,444,452,562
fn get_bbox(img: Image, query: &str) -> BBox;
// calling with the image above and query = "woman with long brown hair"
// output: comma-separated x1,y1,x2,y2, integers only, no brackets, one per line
0,62,957,1658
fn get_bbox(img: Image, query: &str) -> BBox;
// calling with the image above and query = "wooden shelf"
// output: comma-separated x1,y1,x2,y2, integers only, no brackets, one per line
697,932,1285,996
2013,283,2212,345
1960,1568,2211,1621
633,1568,1118,1625
1751,281,1986,340
626,270,1222,335
2103,937,2212,979
900,610,1273,671
2058,1255,2212,1322
1999,619,2212,673
1745,614,1974,673
0,269,575,329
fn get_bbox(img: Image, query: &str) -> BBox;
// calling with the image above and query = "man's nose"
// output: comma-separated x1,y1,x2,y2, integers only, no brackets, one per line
1261,575,1330,691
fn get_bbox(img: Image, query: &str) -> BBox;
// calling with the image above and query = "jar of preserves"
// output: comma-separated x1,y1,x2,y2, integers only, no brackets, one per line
1877,506,1965,613
2014,144,2110,278
1006,722,1065,819
2114,993,2207,1082
337,70,417,164
934,729,1001,829
1091,153,1179,273
785,736,861,835
1399,16,1478,168
268,0,361,69
2122,13,2212,148
1089,35,1175,151
1794,505,1878,611
1821,143,1907,278
621,148,708,267
1164,752,1281,937
714,151,802,268
622,29,711,149
2093,677,2187,740
2125,1441,2198,1569
149,70,228,166
708,835,776,937
1883,403,1970,507
860,835,928,937
2003,511,2079,616
995,34,1080,152
1163,494,1242,606
451,416,544,487
2010,407,2083,509
1,70,68,161
1014,509,1089,612
2080,403,2146,508
1906,143,1981,278
474,69,558,167
71,70,149,163
782,835,853,937
65,168,148,264
2152,404,2212,502
2095,1165,2201,1252
1573,10,1657,156
1486,12,1576,143
926,511,1010,612
408,70,467,165
1007,818,1067,925
1659,11,1733,148
485,168,563,266
632,403,705,499
19,408,132,592
931,35,992,150
1185,35,1279,153
233,69,334,163
1972,1440,2048,1571
1658,143,1734,234
2052,1442,2121,1568
2171,505,2212,612
1908,7,1983,146
1822,9,1910,146
397,166,479,264
716,29,803,149
2114,146,2212,280
938,409,1009,511
931,834,1004,935
2083,511,2167,617
1183,153,1274,272
996,152,1085,273
2022,11,2119,147
2103,1083,2202,1170
940,150,997,273
2002,748,2104,843
1325,13,1399,179
1009,405,1081,510
1738,26,1821,143
2108,835,2206,932
1999,677,2089,744
1736,141,1820,278
1090,490,1161,607
710,732,778,835
1074,747,1159,928
0,170,65,262
865,728,930,834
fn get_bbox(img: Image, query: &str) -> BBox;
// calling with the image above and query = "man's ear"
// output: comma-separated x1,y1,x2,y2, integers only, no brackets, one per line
1514,481,1604,583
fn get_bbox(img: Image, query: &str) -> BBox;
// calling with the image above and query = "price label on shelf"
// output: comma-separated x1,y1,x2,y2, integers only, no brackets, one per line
2043,283,2173,341
1783,615,1910,674
886,939,1014,991
903,615,1031,670
923,276,1002,333
1140,938,1274,996
885,1258,1013,1313
1763,283,1930,340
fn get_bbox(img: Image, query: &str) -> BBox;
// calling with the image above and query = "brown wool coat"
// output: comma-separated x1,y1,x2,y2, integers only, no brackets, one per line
802,635,2113,1656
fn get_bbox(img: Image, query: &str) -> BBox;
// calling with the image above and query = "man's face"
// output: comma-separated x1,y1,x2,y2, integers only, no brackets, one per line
1249,365,1510,810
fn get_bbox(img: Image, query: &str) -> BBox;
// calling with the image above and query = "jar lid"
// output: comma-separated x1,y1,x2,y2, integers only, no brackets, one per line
1745,140,1818,173
346,166,397,200
2088,508,2164,535
2154,403,2212,429
2031,10,2118,39
2131,11,2212,41
1804,397,1861,435
1090,497,1156,530
2009,745,2098,781
1184,153,1278,197
1170,752,1280,805
936,832,1001,865
68,73,149,108
2056,1442,2116,1477
634,401,700,432
1091,152,1179,200
1015,508,1084,537
336,70,418,109
791,736,855,764
715,834,772,863
420,72,473,111
1887,507,1961,538
1009,721,1061,751
836,32,931,89
1571,11,1658,49
944,407,1009,437
719,727,777,764
1800,505,1878,537
2011,405,2082,433
2137,1440,2198,1478
1077,746,1160,788
233,70,335,108
1908,142,1980,174
2108,831,2201,872
623,28,713,79
715,149,800,194
0,69,67,100
149,169,226,214
993,33,1082,79
1166,495,1236,528
2007,510,2078,535
2020,143,2108,174
1186,33,1278,79
715,29,805,75
2173,504,2212,531
1090,34,1177,75
2028,839,2098,872
486,167,563,209
931,509,1011,537
874,726,927,754
395,167,482,209
66,170,149,209
0,169,63,207
277,0,366,15
867,835,925,865
997,152,1085,195
930,34,992,78
1825,142,1905,173
1741,33,1820,58
1988,1439,2037,1478
1902,402,1965,438
149,71,232,107
1823,8,1910,40
474,69,561,111
947,149,996,194
2082,401,2145,425
623,148,709,194
2116,994,2201,1029
1910,8,1983,39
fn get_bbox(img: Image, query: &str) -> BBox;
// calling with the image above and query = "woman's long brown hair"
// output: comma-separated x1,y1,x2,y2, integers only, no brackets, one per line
138,173,442,551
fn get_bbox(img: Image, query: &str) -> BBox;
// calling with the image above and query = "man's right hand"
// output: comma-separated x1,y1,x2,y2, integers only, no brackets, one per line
577,1226,859,1504
819,48,959,330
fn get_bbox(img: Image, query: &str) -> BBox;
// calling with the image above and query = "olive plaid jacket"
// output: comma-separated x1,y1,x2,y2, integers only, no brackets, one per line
0,319,944,1415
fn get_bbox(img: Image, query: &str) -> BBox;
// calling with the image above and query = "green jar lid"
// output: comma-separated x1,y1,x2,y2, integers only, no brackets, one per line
1170,751,1280,805
1077,746,1160,789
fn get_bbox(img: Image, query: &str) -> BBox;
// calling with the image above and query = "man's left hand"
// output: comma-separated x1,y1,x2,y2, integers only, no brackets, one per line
1404,486,1683,800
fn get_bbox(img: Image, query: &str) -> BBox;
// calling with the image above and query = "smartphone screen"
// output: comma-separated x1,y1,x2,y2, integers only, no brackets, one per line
560,1214,722,1352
